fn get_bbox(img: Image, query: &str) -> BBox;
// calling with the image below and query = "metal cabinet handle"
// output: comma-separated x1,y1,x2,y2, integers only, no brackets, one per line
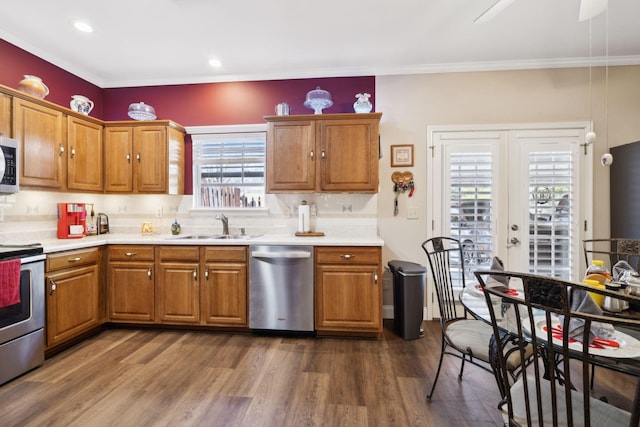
126,152,131,163
341,254,354,260
70,147,76,158
193,268,198,280
59,145,65,156
136,152,141,162
49,280,57,294
124,252,137,257
67,257,82,263
205,268,209,280
147,267,152,279
310,149,314,160
321,150,325,159
374,272,378,285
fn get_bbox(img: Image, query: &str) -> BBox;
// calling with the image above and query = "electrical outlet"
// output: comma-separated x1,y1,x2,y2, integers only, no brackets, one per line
407,207,419,219
156,207,163,218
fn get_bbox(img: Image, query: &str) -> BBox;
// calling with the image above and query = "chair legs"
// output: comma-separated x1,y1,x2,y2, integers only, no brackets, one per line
427,337,447,401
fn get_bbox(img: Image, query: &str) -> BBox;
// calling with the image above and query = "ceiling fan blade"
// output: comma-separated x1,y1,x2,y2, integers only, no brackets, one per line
474,0,517,24
579,0,607,21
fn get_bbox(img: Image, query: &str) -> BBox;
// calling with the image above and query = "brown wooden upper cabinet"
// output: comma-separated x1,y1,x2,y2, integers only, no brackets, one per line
13,97,67,190
67,115,104,192
104,122,185,194
265,113,382,193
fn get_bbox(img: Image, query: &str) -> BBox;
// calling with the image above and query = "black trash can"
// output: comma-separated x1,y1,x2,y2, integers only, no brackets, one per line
388,260,427,340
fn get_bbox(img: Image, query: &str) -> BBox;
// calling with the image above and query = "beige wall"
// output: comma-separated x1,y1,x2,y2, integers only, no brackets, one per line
376,66,640,304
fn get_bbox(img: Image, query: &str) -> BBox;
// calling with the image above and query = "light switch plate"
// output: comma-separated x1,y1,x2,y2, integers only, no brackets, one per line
407,207,419,219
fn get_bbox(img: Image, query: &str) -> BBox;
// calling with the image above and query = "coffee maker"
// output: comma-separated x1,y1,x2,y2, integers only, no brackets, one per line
57,203,86,239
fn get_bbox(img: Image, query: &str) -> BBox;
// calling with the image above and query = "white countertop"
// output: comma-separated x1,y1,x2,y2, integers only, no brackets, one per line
40,233,384,253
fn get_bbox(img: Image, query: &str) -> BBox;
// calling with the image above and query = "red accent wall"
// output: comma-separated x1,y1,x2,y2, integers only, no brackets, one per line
0,39,103,118
0,38,376,194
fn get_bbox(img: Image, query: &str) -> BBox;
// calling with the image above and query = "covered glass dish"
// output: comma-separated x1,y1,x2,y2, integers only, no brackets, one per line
128,102,157,120
304,87,333,114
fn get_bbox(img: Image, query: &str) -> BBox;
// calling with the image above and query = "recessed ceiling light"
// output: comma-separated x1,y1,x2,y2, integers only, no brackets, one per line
208,58,222,68
73,21,94,33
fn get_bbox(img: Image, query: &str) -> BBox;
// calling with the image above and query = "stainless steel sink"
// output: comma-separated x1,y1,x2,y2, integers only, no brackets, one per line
171,234,261,240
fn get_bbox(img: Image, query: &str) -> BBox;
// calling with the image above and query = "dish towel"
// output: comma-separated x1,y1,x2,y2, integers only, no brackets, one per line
0,258,21,308
560,288,615,343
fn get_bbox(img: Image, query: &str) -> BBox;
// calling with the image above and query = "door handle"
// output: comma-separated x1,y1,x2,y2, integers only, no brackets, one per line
507,237,521,248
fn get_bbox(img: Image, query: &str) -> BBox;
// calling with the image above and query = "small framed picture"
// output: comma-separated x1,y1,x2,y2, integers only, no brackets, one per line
391,144,414,167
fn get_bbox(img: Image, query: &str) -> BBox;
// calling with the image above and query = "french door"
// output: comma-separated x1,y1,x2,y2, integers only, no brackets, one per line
428,124,592,294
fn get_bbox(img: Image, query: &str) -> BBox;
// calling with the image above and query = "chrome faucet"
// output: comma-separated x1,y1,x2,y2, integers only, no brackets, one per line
216,213,229,235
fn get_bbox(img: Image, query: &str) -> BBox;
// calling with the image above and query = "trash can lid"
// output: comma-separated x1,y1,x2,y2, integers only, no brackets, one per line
388,260,427,274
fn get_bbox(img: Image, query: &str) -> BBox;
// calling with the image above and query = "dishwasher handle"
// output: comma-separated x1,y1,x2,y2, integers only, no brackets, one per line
251,250,311,259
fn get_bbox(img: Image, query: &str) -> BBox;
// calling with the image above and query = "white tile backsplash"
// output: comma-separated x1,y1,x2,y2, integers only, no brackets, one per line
0,190,379,242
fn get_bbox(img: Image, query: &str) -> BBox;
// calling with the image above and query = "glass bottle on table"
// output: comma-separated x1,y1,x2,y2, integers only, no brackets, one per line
585,259,611,281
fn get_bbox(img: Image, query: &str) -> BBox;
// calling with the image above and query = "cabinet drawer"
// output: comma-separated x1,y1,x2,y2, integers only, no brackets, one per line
109,245,155,261
47,247,100,272
203,246,247,262
157,245,200,261
315,247,380,265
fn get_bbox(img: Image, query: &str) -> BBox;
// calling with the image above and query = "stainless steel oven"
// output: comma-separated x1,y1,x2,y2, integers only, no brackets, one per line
0,244,45,385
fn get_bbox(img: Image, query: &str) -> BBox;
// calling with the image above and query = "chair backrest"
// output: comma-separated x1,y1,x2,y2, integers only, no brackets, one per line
475,270,640,427
583,238,640,272
421,237,468,323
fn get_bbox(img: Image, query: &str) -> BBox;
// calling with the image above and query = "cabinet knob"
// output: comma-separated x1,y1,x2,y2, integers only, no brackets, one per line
205,268,209,280
49,280,57,294
124,252,137,257
136,153,141,162
59,145,65,156
321,150,325,159
374,272,378,285
70,147,76,158
147,268,152,279
193,268,198,280
126,152,131,163
310,149,314,160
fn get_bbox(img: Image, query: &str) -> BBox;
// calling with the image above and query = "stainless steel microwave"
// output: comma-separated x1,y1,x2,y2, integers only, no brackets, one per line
0,135,19,194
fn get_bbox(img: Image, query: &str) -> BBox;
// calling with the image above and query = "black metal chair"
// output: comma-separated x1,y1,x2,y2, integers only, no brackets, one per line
421,237,494,401
583,238,640,272
475,269,640,427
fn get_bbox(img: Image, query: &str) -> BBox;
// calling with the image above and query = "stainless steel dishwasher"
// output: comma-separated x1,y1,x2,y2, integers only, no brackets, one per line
249,245,314,332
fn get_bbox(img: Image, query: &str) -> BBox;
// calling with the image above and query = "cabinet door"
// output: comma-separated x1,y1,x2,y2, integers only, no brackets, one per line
67,116,103,191
320,118,379,192
46,264,100,347
13,98,66,189
266,120,316,192
134,126,167,193
0,92,11,137
156,261,200,324
108,262,155,322
201,262,247,326
104,126,134,192
315,264,381,333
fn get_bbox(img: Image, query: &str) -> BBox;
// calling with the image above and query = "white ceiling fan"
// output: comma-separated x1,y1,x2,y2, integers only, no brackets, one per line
475,0,607,24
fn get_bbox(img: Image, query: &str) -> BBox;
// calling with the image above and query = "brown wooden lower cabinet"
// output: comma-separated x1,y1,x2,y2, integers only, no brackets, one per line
45,247,102,349
314,246,382,337
108,245,155,323
200,246,248,327
100,244,382,337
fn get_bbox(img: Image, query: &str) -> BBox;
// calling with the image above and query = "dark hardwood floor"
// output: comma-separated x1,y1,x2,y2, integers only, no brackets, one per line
0,321,635,427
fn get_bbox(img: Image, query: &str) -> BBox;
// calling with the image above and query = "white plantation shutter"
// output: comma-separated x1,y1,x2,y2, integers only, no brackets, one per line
449,152,494,285
528,150,574,278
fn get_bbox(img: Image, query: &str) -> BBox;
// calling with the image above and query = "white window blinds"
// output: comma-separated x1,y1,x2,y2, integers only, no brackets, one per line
192,132,266,209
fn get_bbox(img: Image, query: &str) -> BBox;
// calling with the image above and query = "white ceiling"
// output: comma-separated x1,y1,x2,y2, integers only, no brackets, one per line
1,0,639,88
